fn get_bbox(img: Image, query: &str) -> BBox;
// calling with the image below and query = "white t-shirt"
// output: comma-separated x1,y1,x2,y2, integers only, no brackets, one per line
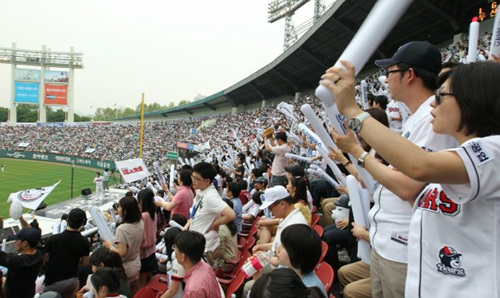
406,136,500,297
271,143,291,176
369,96,458,263
242,200,261,218
94,177,103,190
190,185,227,252
170,259,184,298
272,207,308,254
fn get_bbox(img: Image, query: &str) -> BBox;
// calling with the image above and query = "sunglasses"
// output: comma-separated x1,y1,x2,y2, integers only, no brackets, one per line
435,89,454,105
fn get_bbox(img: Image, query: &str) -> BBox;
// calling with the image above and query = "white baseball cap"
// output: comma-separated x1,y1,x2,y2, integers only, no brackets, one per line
259,185,290,210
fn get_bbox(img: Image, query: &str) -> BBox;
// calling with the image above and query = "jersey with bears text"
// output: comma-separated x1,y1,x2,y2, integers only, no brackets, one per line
406,136,500,297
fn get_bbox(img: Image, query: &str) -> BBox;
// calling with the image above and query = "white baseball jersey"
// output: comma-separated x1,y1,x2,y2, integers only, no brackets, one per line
369,96,458,263
406,136,500,297
386,100,403,133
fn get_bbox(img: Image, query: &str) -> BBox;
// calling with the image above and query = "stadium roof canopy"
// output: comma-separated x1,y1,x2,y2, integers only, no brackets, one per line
121,0,484,120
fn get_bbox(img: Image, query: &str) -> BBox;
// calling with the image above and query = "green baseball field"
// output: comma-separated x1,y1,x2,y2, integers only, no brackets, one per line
0,159,105,219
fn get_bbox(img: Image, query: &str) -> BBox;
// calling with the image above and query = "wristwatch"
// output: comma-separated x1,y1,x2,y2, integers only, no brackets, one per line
348,112,371,133
357,151,369,168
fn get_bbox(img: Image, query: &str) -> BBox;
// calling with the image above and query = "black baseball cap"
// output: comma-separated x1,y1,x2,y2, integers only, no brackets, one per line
254,177,269,185
16,227,41,247
375,41,442,75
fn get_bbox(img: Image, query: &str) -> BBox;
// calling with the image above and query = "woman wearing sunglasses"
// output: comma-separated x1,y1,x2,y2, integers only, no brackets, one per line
321,61,500,297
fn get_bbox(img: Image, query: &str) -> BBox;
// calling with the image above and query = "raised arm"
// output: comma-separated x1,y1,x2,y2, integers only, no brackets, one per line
320,60,469,185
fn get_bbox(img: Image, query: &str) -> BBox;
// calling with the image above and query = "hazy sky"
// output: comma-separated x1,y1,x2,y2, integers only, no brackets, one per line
0,0,332,116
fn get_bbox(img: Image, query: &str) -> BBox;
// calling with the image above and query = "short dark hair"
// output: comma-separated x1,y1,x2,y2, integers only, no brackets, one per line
448,62,500,137
398,62,438,91
175,231,206,263
237,180,248,193
251,168,262,178
441,61,461,70
373,95,388,110
281,224,322,274
68,208,87,229
138,188,156,220
179,169,193,186
366,108,389,128
252,191,263,205
275,132,287,142
250,267,324,298
193,162,216,181
227,182,241,198
91,267,121,294
181,165,193,171
171,214,188,227
119,196,141,224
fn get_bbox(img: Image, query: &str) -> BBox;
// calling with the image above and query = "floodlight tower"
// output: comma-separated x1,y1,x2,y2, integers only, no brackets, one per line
0,42,83,123
268,0,310,51
314,0,326,22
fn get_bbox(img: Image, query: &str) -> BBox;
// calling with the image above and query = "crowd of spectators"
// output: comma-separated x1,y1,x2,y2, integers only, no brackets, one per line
1,30,499,298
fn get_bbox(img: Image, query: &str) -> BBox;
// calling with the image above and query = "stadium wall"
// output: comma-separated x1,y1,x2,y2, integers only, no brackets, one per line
0,150,115,170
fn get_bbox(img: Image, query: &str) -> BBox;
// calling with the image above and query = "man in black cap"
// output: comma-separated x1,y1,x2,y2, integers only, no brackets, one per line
43,208,90,298
347,41,458,298
0,227,43,298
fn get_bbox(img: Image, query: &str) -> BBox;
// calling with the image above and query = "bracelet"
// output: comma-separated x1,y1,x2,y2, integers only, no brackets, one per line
342,160,352,167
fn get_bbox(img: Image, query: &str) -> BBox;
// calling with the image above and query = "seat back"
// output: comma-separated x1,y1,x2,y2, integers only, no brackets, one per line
319,241,329,263
226,271,247,298
315,262,335,293
313,224,324,237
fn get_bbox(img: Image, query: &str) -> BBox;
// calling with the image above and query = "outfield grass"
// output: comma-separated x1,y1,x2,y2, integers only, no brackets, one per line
0,158,104,219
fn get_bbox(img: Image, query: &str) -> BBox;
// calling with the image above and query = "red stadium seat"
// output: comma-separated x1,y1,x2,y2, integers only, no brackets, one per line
319,241,329,263
311,213,320,226
315,262,335,294
225,271,247,298
313,224,324,237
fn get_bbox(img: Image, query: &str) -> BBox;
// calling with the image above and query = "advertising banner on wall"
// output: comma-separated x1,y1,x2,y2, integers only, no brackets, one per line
15,69,41,82
0,150,115,170
44,70,69,83
45,84,68,105
15,82,40,104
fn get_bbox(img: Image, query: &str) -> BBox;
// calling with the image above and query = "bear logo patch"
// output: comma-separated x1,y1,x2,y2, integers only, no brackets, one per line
436,246,466,277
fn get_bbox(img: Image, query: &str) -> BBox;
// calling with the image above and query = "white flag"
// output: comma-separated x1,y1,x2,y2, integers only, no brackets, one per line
8,181,60,210
115,158,151,183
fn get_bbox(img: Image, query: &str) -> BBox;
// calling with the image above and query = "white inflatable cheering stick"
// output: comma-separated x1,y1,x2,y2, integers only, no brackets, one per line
169,164,175,190
298,123,346,186
490,8,500,59
315,0,413,105
467,17,479,63
285,153,321,165
153,161,166,185
89,206,114,242
346,175,371,264
301,104,339,151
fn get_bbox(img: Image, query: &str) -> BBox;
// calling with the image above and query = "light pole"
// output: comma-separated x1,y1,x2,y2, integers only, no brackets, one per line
71,161,75,199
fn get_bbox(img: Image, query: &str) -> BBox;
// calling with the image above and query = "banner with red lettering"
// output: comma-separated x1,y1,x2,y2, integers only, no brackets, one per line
115,158,151,183
45,84,68,105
